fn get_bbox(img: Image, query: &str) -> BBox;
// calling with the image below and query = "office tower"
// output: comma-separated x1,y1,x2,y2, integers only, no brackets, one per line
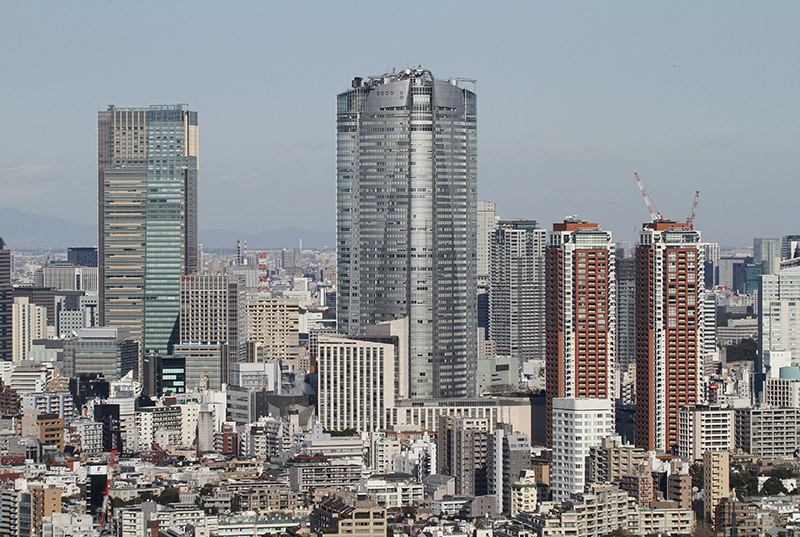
179,273,247,379
550,397,614,502
173,343,224,390
759,264,800,371
753,238,781,276
336,68,478,399
98,105,198,355
545,219,615,446
281,248,296,271
782,234,800,260
37,262,98,292
635,222,704,452
317,336,395,432
12,297,47,362
67,247,98,268
489,220,546,360
56,294,99,337
0,238,11,361
246,296,300,365
477,201,497,285
703,450,729,529
64,328,140,381
616,245,636,370
437,416,490,497
703,242,719,289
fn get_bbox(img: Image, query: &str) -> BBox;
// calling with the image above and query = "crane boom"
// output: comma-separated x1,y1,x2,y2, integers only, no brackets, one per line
634,172,663,221
687,190,700,229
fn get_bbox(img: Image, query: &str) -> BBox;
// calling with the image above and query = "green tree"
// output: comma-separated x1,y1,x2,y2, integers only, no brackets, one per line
689,463,704,489
760,476,788,496
725,339,757,362
157,487,180,505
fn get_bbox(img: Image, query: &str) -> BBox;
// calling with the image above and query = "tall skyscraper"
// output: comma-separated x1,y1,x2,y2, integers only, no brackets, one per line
753,238,781,276
758,262,800,372
615,243,636,371
635,221,704,452
545,219,615,446
98,105,198,355
489,220,546,360
477,201,497,285
0,238,11,361
336,68,478,399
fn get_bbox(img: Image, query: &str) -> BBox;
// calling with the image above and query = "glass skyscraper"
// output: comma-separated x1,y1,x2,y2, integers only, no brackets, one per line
336,68,478,399
98,105,198,355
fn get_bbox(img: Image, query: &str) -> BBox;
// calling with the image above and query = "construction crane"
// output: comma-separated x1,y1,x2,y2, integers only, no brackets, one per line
98,449,118,531
634,172,663,222
686,190,700,229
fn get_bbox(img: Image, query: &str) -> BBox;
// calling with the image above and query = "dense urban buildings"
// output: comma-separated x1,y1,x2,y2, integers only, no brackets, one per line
336,68,478,399
635,221,704,452
98,104,198,355
545,219,615,445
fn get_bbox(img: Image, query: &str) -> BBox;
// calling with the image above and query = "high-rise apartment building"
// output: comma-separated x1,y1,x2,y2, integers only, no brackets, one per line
703,450,729,529
550,397,614,502
477,201,497,284
246,295,300,364
336,68,477,399
98,105,198,355
179,273,247,379
635,222,704,452
437,416,490,497
545,219,615,446
0,238,11,361
489,220,546,361
12,297,47,362
759,263,800,372
616,245,636,370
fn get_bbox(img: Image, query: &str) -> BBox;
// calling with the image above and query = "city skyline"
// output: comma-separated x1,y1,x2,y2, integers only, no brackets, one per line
1,2,798,248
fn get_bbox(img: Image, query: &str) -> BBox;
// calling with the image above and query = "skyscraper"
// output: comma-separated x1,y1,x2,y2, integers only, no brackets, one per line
98,105,198,355
489,220,546,360
0,238,11,361
477,201,497,285
545,219,616,446
635,221,704,452
336,68,478,399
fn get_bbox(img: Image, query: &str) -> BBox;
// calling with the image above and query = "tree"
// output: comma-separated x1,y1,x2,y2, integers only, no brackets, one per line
725,339,757,362
760,476,788,496
689,463,704,490
156,487,180,505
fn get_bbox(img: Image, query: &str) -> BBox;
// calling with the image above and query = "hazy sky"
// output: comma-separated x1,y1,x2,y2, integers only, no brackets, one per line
1,1,797,247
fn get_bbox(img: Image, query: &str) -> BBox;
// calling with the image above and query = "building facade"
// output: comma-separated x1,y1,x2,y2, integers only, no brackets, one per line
98,105,198,355
336,68,478,399
545,219,615,446
635,221,704,452
0,238,10,362
489,220,546,361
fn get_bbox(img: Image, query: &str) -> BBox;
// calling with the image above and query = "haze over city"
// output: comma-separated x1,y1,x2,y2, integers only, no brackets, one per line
1,1,797,247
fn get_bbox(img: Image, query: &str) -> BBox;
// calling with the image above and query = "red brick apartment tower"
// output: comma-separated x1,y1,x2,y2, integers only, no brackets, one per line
635,221,704,452
545,219,616,447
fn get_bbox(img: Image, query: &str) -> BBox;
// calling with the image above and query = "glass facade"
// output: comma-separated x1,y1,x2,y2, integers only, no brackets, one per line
98,105,198,355
336,69,478,399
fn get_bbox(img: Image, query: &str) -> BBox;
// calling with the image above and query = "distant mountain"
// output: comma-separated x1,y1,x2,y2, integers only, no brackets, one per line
0,208,333,250
0,208,96,250
200,227,335,250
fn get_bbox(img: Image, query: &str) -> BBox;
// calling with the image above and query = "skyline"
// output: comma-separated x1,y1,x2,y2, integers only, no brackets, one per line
1,2,798,247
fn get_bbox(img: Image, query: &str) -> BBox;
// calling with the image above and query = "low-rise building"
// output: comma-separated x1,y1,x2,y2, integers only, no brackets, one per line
310,492,386,537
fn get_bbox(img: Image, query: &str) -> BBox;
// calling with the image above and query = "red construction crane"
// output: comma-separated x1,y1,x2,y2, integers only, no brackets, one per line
686,190,700,229
634,172,663,222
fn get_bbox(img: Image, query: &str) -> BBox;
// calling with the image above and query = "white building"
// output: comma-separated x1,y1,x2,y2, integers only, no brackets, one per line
42,513,93,537
551,397,614,502
759,265,800,370
510,468,538,517
357,477,424,508
12,297,46,362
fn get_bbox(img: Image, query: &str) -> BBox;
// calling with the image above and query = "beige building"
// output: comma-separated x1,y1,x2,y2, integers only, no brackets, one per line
310,492,386,537
589,435,649,484
703,450,730,528
510,469,538,517
246,295,300,367
678,405,734,462
12,297,47,362
30,486,61,537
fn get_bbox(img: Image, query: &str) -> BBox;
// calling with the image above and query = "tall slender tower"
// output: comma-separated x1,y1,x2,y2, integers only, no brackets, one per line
0,238,11,361
635,221,704,452
336,68,478,399
489,220,546,360
98,105,198,355
545,219,616,446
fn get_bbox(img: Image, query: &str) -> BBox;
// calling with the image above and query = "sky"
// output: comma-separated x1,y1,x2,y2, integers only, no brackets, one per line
0,1,797,247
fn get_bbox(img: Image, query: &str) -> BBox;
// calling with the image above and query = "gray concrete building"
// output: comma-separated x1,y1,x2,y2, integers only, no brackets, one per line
336,68,478,399
0,238,11,361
